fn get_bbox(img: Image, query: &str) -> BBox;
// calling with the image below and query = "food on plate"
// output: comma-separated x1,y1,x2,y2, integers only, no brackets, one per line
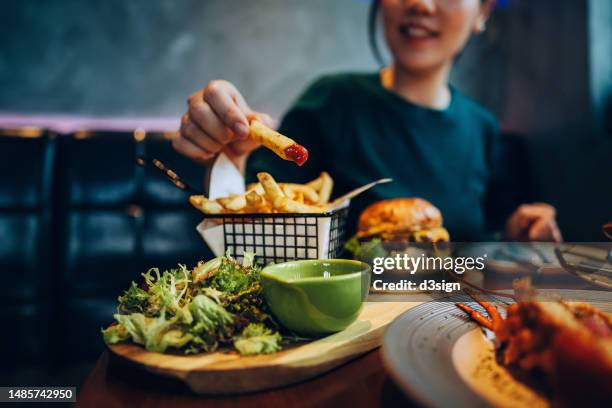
248,119,308,166
357,198,449,243
102,252,285,355
456,279,612,406
189,171,333,214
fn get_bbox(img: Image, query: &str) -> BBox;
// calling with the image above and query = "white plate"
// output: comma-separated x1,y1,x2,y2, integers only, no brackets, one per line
381,290,612,408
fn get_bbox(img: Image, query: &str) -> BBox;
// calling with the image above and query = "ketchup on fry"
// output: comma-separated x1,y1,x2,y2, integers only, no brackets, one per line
284,144,309,166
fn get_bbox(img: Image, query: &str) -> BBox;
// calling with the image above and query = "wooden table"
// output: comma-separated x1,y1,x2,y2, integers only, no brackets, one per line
76,349,417,408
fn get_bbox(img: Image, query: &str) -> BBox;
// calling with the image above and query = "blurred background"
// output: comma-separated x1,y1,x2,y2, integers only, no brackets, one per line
0,0,610,388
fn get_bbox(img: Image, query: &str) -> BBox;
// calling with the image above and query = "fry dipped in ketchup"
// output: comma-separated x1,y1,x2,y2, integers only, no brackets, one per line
248,119,309,166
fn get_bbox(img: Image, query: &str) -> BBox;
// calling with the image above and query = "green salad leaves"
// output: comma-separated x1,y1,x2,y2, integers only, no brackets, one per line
233,324,282,356
102,252,282,356
344,236,387,265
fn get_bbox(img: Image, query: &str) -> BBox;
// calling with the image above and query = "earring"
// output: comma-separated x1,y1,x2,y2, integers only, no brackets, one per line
476,20,487,32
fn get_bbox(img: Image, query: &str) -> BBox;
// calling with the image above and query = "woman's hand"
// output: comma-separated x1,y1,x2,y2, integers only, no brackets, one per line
173,80,274,169
505,203,563,242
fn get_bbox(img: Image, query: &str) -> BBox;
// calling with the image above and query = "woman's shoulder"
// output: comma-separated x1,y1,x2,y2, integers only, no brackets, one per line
451,88,499,131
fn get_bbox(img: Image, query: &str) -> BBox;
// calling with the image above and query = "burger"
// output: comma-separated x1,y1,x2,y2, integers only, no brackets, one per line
344,198,450,263
356,198,450,243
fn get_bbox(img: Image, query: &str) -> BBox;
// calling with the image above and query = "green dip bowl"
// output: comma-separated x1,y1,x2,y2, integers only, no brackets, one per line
260,259,371,337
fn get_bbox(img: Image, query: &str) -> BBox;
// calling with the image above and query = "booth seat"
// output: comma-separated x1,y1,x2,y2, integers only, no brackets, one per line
0,128,212,367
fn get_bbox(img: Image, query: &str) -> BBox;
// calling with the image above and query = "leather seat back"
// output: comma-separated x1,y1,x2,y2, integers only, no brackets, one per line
0,130,54,365
55,130,212,361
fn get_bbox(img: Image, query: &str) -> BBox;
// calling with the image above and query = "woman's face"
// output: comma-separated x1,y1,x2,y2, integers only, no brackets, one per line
380,0,490,72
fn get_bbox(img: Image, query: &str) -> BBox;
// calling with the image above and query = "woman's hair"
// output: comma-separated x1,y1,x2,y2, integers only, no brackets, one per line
368,0,384,66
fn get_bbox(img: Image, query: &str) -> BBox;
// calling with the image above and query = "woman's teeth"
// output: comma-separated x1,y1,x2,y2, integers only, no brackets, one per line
399,25,436,38
407,27,430,37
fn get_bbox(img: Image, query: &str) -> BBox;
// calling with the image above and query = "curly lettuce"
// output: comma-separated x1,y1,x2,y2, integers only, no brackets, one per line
103,311,192,353
233,323,282,356
103,253,283,356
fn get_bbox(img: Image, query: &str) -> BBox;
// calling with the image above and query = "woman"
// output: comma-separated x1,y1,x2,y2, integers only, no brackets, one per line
173,0,562,242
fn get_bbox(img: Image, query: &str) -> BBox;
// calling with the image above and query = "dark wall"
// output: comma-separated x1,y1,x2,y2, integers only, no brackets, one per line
0,0,377,118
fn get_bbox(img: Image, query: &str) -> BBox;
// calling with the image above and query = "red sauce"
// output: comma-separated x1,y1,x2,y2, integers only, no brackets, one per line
283,144,309,166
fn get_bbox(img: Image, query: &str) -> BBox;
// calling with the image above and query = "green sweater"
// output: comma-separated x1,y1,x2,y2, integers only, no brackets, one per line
247,73,516,241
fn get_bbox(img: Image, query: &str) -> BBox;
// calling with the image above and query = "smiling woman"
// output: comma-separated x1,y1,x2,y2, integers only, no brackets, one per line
371,0,492,66
176,0,562,242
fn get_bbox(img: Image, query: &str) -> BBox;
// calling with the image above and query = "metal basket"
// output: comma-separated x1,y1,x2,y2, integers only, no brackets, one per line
200,206,349,264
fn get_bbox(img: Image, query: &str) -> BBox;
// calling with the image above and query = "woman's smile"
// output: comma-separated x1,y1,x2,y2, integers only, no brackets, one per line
381,0,490,73
398,21,440,47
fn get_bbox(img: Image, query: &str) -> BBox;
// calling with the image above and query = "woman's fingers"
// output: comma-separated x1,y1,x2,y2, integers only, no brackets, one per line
528,216,562,242
187,90,233,145
172,130,215,165
175,80,274,166
506,205,530,239
506,203,562,242
203,80,250,139
179,113,222,155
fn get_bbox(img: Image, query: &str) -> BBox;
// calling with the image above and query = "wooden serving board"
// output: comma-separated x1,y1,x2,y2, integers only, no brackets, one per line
108,301,420,394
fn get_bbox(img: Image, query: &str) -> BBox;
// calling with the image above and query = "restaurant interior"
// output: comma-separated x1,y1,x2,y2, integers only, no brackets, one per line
1,0,610,406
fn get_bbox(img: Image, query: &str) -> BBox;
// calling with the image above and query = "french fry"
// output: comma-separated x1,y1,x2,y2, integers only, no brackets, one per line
245,190,263,206
294,190,304,204
317,172,333,204
305,174,323,191
228,196,246,211
217,194,246,211
249,120,308,166
192,172,334,215
189,195,224,214
245,190,270,213
277,197,329,214
259,203,274,213
246,182,265,195
257,172,286,210
279,183,319,203
281,184,295,200
216,195,233,207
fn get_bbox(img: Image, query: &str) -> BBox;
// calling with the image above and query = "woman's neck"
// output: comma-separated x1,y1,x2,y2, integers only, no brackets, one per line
380,64,452,110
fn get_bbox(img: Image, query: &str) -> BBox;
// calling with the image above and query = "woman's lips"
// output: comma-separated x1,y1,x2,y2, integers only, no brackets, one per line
398,24,439,46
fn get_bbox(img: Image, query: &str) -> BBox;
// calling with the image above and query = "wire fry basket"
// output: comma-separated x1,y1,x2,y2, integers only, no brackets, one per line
197,206,350,264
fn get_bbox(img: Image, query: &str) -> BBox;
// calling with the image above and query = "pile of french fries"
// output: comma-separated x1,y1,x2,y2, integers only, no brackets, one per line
190,171,333,214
